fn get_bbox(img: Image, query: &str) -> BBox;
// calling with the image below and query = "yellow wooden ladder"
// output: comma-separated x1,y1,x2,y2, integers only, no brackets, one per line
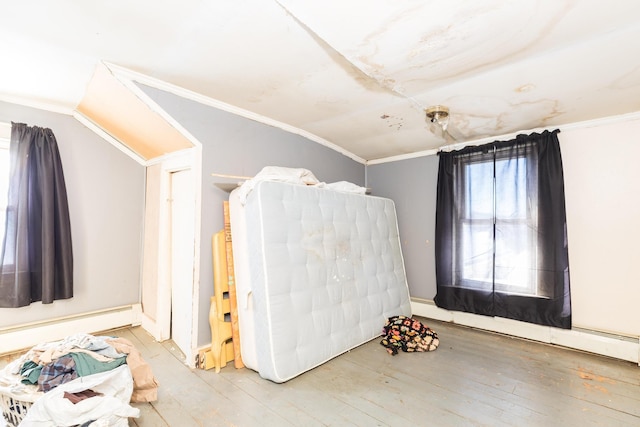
201,202,244,372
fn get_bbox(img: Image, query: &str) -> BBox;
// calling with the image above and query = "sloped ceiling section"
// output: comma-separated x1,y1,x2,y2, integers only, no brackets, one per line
76,64,194,161
1,1,640,161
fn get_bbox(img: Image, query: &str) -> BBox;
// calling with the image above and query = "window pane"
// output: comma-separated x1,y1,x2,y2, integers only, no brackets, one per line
461,221,493,289
464,161,493,219
495,223,535,294
495,158,527,219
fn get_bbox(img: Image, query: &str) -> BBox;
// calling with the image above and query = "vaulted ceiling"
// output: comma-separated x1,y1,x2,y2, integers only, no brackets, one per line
2,1,640,162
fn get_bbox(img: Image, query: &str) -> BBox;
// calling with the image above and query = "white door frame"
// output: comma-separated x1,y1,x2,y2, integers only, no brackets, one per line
141,148,202,367
169,167,196,362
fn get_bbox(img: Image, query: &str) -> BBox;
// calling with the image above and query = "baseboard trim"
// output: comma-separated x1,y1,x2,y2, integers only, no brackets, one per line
0,304,142,355
411,299,640,365
140,312,163,343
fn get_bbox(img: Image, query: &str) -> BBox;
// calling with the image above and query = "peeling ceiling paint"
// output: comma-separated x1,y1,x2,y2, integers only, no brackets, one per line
1,0,639,161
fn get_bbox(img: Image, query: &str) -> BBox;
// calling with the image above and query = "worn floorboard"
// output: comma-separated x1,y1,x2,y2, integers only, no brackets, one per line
119,318,640,427
2,317,639,427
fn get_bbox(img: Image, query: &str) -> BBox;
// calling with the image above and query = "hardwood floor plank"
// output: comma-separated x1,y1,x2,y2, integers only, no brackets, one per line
204,370,324,426
419,320,640,425
304,353,469,425
343,319,640,426
130,402,170,427
207,367,376,426
3,320,639,427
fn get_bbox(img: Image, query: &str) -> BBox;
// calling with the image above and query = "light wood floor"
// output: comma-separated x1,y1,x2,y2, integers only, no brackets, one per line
115,318,640,427
3,318,639,426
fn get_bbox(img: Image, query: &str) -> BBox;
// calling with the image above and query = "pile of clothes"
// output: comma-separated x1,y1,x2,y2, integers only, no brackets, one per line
380,315,440,355
0,333,158,426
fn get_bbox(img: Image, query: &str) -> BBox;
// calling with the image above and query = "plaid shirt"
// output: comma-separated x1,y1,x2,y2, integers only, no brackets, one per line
38,355,78,392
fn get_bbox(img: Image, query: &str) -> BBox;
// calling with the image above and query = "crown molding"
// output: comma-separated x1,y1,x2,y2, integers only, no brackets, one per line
0,94,74,116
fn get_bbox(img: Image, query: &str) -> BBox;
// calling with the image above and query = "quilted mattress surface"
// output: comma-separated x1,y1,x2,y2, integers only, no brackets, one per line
229,180,411,383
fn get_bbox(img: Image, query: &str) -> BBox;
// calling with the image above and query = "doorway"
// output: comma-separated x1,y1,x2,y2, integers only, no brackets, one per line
169,168,195,360
140,150,200,367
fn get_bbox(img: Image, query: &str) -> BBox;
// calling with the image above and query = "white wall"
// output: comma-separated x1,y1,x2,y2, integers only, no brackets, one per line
561,117,640,337
0,101,145,329
368,114,640,339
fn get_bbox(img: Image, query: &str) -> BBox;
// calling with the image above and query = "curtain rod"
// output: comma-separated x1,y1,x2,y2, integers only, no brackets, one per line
437,129,560,155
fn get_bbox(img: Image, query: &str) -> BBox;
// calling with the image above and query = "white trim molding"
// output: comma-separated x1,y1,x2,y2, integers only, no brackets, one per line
411,299,640,366
0,94,75,116
73,111,147,165
0,304,142,355
104,62,366,165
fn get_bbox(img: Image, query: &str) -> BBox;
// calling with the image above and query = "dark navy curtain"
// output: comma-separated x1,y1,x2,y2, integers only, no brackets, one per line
0,123,73,307
434,130,571,329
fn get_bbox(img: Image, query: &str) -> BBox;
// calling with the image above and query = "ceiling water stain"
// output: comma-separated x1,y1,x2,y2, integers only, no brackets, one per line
274,0,400,96
515,83,536,93
404,3,570,91
539,100,563,124
380,114,404,130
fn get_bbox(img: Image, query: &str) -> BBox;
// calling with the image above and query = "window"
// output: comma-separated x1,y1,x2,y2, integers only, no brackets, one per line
460,156,538,296
435,130,571,329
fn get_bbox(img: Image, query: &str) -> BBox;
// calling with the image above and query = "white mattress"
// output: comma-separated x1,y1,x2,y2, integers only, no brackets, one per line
229,180,411,383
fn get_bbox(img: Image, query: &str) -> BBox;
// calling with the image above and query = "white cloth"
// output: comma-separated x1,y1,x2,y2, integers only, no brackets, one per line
0,356,42,402
234,166,368,203
37,334,126,364
235,166,319,204
319,181,367,194
19,365,139,427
